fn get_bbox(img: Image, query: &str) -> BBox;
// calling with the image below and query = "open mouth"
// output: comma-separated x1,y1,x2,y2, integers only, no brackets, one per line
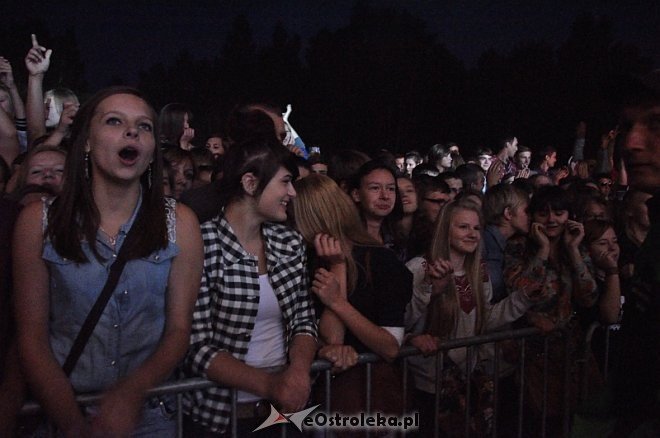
118,146,139,161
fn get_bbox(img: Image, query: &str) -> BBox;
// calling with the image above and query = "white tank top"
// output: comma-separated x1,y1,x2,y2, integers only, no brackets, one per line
237,274,286,402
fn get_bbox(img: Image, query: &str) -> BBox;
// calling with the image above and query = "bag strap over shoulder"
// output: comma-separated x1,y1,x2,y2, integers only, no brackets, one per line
62,221,140,377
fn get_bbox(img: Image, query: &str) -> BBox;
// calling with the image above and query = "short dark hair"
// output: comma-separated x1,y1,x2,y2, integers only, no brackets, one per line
528,186,572,216
218,138,298,207
226,102,281,146
414,175,450,199
455,163,485,191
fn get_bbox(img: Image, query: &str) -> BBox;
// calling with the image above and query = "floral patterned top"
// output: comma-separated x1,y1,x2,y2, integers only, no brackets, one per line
504,235,598,331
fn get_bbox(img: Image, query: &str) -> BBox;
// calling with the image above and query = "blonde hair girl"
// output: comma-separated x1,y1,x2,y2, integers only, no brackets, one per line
405,197,536,436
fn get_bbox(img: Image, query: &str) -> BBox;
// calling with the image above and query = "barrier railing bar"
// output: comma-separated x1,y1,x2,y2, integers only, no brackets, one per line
465,345,473,438
434,351,444,438
402,357,409,415
492,341,500,438
365,361,372,438
604,326,611,381
22,325,620,438
324,368,331,438
517,338,526,438
176,393,183,438
230,388,238,438
563,333,571,438
541,336,549,438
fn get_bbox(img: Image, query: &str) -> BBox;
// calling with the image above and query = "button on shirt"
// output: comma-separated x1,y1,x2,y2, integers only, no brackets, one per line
43,196,179,393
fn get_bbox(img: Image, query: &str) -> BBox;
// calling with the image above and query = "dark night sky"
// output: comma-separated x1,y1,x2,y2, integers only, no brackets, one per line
4,0,659,89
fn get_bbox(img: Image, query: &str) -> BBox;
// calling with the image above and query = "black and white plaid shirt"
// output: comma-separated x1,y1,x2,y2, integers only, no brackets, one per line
183,213,317,433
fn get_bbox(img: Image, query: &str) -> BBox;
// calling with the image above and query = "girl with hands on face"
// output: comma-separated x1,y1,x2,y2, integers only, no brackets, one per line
580,220,624,391
504,186,598,422
311,233,360,373
582,220,622,324
158,103,195,151
292,174,412,416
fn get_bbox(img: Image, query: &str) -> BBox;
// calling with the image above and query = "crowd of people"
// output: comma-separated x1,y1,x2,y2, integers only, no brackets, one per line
0,35,659,437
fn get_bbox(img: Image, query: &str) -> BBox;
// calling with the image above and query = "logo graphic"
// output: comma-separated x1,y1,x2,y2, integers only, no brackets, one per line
253,404,321,432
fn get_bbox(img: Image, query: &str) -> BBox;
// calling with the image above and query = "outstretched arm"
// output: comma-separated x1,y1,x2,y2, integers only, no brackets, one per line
313,268,400,362
25,34,51,146
0,104,18,167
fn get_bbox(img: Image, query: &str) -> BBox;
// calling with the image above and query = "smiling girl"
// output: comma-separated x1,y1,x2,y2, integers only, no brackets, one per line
504,185,598,428
183,138,317,435
405,198,537,436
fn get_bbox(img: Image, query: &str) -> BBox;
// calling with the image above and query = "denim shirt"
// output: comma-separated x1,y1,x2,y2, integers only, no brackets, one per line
42,195,179,393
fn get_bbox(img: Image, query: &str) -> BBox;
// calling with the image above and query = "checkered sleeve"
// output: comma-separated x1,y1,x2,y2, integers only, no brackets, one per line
186,221,224,377
289,246,318,340
265,224,318,341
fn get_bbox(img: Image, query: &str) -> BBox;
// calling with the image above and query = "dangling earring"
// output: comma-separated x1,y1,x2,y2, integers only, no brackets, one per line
84,152,90,180
147,163,152,189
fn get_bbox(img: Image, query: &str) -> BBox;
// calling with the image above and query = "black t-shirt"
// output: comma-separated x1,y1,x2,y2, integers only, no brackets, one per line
342,245,413,354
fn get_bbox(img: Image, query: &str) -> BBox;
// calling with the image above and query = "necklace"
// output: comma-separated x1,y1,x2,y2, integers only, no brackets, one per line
99,226,119,246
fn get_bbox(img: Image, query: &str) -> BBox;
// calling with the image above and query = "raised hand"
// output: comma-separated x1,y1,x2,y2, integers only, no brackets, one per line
553,167,569,184
529,222,550,254
487,159,505,187
563,220,584,250
180,127,195,149
424,258,453,295
593,249,619,271
313,233,345,267
0,57,15,88
25,34,52,76
515,168,531,179
54,101,78,133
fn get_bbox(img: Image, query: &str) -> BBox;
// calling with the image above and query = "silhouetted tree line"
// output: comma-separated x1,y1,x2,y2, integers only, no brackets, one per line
1,6,653,159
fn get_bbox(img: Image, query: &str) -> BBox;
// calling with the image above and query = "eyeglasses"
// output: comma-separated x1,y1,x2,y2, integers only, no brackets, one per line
599,181,613,187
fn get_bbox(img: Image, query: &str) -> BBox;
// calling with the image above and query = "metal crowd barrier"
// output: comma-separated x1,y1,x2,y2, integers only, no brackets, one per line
20,325,614,438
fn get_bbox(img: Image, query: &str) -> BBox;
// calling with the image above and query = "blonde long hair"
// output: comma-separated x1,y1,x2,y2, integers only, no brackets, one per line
293,174,379,292
426,198,486,339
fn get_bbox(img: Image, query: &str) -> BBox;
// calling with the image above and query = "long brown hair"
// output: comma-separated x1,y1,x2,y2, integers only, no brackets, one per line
425,198,486,339
293,174,379,293
47,87,167,263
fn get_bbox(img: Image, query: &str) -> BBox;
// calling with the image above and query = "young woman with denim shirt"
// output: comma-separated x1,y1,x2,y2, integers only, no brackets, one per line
13,87,203,437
